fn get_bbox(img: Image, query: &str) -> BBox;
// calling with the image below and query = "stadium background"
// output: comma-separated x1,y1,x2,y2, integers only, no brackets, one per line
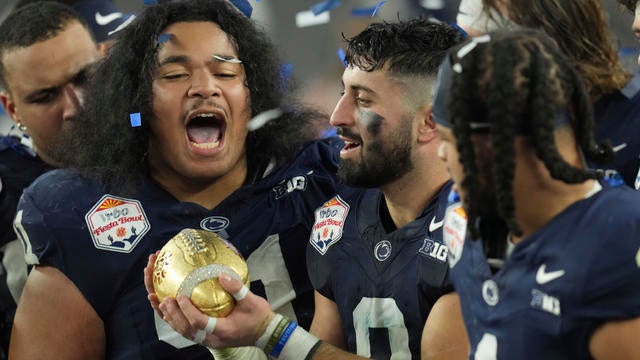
0,0,637,133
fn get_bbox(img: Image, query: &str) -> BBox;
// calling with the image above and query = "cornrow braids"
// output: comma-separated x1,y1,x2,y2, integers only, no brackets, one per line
448,44,483,238
485,38,521,236
447,29,614,238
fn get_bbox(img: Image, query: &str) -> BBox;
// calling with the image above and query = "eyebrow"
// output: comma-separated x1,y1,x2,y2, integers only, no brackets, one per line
341,81,376,96
23,62,96,102
157,54,242,67
157,55,190,67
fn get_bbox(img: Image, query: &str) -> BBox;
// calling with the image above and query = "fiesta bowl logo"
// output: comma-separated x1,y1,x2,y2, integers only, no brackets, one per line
443,204,467,268
309,196,349,255
85,195,150,253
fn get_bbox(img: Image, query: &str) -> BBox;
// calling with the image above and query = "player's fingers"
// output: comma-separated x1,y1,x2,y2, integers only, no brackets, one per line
159,297,199,341
143,252,159,295
218,272,247,299
147,293,162,315
175,294,212,331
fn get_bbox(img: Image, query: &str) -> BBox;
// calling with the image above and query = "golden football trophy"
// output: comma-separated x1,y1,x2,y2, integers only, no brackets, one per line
153,228,249,317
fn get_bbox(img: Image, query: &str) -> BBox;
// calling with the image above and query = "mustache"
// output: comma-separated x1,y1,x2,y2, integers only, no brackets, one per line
186,99,228,119
336,127,362,142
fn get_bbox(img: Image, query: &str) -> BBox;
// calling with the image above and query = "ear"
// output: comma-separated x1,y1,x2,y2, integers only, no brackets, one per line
417,105,438,144
0,91,19,124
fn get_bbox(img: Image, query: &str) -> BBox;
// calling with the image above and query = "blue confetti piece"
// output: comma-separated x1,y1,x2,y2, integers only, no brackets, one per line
157,33,171,44
337,48,347,67
351,7,374,16
130,113,142,127
371,0,387,16
143,0,157,5
449,22,468,39
279,63,293,91
229,0,253,18
447,189,460,203
352,1,386,17
310,0,341,16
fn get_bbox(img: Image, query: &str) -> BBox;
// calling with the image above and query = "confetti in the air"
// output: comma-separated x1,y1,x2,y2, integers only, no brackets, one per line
157,33,171,44
310,0,341,15
449,23,468,38
337,48,347,67
229,0,253,17
279,63,293,91
247,108,283,132
295,10,330,28
351,0,387,17
130,113,142,127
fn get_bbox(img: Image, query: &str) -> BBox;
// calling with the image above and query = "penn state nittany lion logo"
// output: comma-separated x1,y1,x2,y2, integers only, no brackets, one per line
85,194,150,253
309,196,350,255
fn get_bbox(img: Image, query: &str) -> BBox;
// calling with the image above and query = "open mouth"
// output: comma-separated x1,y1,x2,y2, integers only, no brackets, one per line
186,113,226,149
342,138,361,151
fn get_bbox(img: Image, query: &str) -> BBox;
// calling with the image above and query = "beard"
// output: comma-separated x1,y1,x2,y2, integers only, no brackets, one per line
337,115,413,188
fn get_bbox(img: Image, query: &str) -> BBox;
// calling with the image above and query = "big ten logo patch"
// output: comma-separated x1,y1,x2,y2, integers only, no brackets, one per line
309,196,350,255
272,175,307,200
419,239,448,262
85,195,150,253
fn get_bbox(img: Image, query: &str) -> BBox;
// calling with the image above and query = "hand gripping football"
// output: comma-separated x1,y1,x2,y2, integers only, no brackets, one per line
153,228,250,317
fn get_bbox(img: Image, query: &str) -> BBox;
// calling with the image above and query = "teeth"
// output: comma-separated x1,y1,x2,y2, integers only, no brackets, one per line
191,140,221,149
193,113,216,119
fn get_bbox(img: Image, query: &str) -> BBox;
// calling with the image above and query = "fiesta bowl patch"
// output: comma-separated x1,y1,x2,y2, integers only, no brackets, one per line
310,195,349,255
85,194,150,253
443,204,467,268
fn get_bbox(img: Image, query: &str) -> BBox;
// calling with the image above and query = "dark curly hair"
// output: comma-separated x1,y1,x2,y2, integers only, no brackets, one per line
344,18,464,79
447,29,614,238
58,0,317,191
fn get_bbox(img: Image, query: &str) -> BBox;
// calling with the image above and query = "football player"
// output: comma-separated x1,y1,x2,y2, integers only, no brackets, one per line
9,0,343,358
0,3,100,359
434,28,640,359
146,18,470,360
306,19,464,359
461,0,640,190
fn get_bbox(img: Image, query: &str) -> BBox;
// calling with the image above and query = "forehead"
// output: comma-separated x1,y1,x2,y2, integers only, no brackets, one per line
157,21,237,60
2,21,98,94
341,66,404,93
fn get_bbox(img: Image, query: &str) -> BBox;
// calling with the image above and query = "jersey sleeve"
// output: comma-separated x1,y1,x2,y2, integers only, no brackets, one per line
277,138,344,228
306,217,336,301
14,170,121,318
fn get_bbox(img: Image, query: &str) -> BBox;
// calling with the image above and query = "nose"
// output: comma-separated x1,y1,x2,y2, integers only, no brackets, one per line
61,84,83,121
329,94,356,128
187,69,221,98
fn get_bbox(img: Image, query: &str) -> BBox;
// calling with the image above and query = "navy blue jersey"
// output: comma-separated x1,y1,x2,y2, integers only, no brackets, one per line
0,135,49,360
14,138,343,360
593,74,640,190
307,181,452,359
443,183,640,359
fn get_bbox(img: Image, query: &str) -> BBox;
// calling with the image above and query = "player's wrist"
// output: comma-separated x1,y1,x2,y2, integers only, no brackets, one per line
254,314,320,360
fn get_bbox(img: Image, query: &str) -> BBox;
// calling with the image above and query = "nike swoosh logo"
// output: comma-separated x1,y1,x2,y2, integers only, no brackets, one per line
429,216,444,232
95,11,123,26
536,264,565,284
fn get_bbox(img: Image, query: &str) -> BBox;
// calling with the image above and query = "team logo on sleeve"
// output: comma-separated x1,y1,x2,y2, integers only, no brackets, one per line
443,204,467,268
85,195,150,253
310,196,350,255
